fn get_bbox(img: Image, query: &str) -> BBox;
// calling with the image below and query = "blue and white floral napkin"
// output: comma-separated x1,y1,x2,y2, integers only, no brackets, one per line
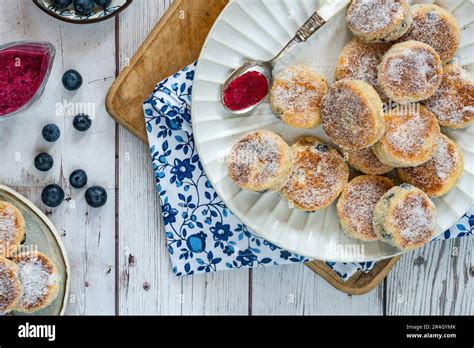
143,62,474,279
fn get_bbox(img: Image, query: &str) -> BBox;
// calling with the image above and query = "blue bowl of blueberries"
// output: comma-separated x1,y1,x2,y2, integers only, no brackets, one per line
33,0,132,24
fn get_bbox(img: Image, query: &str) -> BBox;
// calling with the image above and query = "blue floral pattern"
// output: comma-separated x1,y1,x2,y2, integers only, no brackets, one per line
144,62,473,280
144,62,307,276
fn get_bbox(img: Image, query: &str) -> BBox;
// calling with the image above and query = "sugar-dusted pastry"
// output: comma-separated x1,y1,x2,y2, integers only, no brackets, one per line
373,184,437,251
337,175,395,241
399,4,460,63
13,251,61,314
424,64,474,129
346,0,411,43
270,65,328,128
335,39,391,100
398,134,464,197
378,41,443,104
321,79,384,150
0,201,26,257
281,136,349,212
0,256,24,314
344,147,394,175
372,105,440,167
228,130,293,192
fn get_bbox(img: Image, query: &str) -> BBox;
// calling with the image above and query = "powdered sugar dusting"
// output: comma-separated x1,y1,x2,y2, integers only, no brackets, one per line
382,106,439,160
340,177,393,238
398,135,460,195
399,4,459,62
347,0,406,34
0,208,16,243
394,193,436,243
336,40,390,99
271,66,326,126
321,81,376,150
382,46,441,97
16,254,58,308
385,113,425,154
229,131,285,189
433,137,455,181
346,147,393,175
282,143,348,211
0,206,19,252
0,261,19,313
272,82,322,114
424,65,474,128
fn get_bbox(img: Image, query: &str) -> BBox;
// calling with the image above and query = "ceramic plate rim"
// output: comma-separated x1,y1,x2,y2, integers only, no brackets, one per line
0,185,70,315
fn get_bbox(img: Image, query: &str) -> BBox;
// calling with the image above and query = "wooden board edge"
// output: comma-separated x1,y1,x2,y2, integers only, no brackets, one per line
305,256,401,295
105,0,185,142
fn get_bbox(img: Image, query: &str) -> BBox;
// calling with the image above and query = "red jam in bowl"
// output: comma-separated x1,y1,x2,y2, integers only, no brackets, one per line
0,42,55,118
223,70,269,111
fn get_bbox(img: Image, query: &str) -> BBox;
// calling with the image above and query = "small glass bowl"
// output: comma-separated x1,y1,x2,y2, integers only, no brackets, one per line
0,41,56,122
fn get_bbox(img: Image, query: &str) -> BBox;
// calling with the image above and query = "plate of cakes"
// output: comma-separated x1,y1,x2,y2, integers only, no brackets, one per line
192,0,474,262
0,185,69,315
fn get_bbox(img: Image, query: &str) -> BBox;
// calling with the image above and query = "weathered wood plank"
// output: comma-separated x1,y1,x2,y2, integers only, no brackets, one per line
386,237,473,315
0,0,116,314
117,0,249,315
251,264,384,315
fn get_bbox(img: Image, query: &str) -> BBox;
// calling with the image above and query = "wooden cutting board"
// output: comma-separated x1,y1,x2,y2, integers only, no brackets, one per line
106,0,229,142
106,0,400,295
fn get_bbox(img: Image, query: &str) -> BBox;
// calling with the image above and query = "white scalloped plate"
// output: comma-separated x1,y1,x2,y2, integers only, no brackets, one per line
192,0,474,262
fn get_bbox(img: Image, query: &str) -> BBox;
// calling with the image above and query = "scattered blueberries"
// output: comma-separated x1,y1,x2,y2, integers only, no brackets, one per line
69,169,88,189
73,114,92,132
53,0,73,9
36,65,106,211
73,0,95,15
42,124,61,142
62,69,83,91
42,184,65,208
85,186,107,208
94,0,111,7
34,153,54,172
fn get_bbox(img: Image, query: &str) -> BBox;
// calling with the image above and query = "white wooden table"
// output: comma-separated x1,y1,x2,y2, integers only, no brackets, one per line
0,0,472,315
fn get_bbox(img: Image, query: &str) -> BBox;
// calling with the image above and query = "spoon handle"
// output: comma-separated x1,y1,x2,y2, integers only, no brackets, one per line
295,11,326,43
269,11,326,67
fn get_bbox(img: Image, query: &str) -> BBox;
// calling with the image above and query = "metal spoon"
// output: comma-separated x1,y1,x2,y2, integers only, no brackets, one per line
221,11,326,114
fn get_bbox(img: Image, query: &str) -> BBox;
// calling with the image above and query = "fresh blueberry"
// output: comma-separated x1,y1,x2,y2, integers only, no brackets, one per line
94,0,111,7
73,0,95,15
53,0,73,9
69,169,88,189
316,144,329,153
34,153,54,172
41,184,65,208
42,124,61,142
85,186,108,208
73,114,92,132
427,12,437,21
62,69,83,91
